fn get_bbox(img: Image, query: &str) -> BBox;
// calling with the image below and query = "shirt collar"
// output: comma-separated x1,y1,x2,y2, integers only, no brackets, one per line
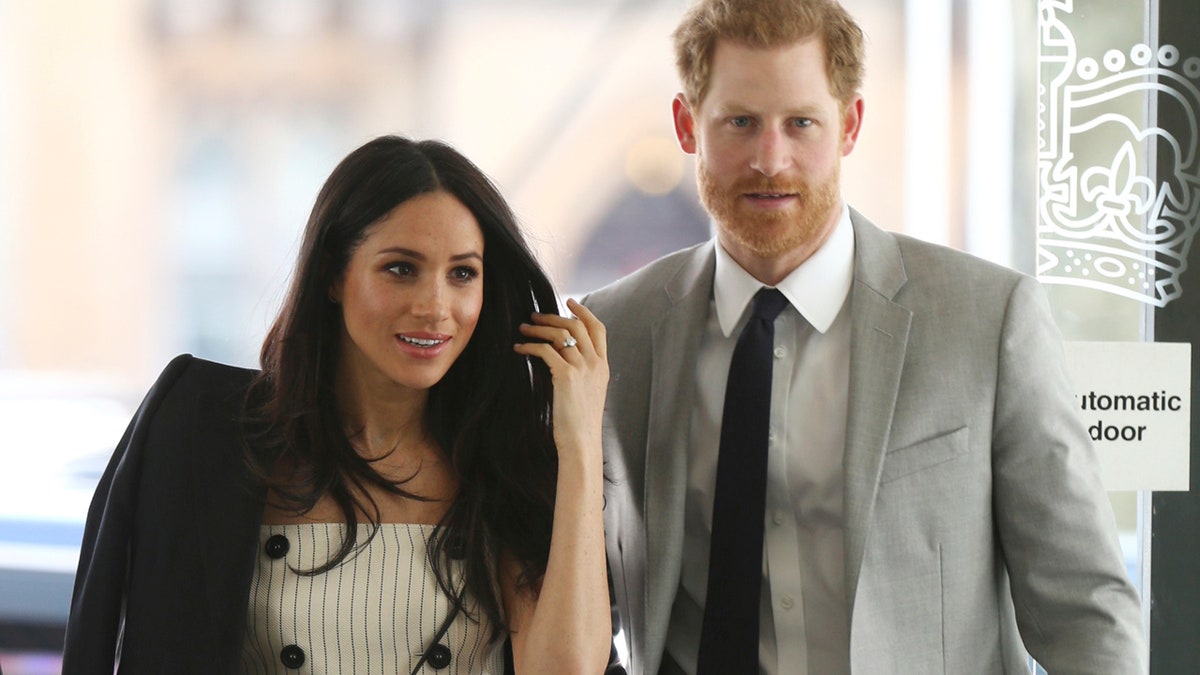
713,202,855,337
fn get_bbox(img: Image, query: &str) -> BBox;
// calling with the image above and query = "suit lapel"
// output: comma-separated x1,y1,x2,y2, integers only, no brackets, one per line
644,242,716,650
842,212,912,615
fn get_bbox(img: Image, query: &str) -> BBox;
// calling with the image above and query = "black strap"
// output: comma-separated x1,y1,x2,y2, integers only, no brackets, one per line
409,586,467,675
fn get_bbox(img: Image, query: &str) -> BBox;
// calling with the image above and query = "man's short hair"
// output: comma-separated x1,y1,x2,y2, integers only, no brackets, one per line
673,0,865,108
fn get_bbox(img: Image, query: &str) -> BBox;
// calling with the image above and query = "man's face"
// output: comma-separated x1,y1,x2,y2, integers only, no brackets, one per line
674,37,862,273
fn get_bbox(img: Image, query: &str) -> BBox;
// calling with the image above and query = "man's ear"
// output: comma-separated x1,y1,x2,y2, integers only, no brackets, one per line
673,94,699,155
840,94,865,156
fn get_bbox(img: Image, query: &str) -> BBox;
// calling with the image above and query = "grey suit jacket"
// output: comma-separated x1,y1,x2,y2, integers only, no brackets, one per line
583,211,1145,674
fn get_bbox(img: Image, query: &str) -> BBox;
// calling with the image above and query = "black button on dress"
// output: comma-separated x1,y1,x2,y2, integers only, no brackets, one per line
280,644,306,669
265,534,290,559
426,643,452,669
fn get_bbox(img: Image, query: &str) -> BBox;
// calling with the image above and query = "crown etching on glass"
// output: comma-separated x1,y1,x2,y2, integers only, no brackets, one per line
1038,0,1200,306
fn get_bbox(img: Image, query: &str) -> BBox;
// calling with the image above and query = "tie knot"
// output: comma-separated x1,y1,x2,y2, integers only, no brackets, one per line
751,287,788,322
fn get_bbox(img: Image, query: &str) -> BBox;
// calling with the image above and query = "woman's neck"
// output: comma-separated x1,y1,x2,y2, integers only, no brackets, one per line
333,364,432,462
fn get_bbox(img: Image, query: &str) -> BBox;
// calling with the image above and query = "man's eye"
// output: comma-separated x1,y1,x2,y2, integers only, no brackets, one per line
792,118,813,128
731,117,751,128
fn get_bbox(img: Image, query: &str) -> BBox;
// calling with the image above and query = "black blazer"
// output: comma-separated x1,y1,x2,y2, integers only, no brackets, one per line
62,354,265,673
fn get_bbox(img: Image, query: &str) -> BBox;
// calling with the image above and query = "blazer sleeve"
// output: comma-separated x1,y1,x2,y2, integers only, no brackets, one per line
61,354,196,673
990,277,1146,673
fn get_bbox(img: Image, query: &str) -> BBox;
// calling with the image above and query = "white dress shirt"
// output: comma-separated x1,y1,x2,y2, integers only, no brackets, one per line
665,204,855,675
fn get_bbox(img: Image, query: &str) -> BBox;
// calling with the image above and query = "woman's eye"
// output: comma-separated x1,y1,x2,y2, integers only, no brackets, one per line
385,262,415,276
450,266,480,283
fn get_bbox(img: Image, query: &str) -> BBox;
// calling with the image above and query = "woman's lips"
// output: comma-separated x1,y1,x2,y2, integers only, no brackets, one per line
395,332,451,359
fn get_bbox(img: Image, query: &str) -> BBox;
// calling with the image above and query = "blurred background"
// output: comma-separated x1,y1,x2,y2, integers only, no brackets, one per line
0,0,1155,672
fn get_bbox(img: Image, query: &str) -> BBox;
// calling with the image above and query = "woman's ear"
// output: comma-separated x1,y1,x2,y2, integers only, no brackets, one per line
324,255,344,304
328,269,343,304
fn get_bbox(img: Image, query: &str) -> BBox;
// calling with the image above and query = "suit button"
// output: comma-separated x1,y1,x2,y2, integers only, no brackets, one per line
280,644,305,669
426,643,452,669
265,534,290,559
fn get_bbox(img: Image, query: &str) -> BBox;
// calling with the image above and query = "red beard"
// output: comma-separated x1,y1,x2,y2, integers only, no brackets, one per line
698,161,840,259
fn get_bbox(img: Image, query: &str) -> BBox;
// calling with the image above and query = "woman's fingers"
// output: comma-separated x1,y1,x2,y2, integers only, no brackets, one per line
513,299,609,382
513,299,610,459
566,299,606,359
512,340,568,367
518,301,603,359
517,322,585,361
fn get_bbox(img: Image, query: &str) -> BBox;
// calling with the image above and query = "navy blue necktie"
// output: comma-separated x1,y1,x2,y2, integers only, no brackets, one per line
696,287,788,674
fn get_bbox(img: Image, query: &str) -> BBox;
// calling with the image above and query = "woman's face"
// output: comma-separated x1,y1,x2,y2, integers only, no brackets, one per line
331,191,485,394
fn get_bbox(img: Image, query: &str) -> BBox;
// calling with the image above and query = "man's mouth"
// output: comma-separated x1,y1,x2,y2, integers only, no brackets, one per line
744,192,797,204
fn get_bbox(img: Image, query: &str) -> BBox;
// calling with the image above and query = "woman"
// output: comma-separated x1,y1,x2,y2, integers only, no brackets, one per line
62,136,612,673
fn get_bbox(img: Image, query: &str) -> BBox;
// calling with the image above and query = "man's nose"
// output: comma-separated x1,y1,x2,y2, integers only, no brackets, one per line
749,128,791,177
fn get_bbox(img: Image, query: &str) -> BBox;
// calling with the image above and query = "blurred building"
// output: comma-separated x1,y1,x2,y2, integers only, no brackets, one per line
0,0,1007,382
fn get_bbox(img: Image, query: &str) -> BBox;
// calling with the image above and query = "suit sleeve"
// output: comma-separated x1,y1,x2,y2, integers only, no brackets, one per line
60,354,195,673
990,277,1145,673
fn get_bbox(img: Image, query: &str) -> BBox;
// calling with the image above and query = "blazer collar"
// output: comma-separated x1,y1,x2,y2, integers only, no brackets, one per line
842,209,913,617
644,241,716,652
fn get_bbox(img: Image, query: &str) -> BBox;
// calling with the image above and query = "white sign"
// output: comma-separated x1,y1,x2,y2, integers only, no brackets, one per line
1065,341,1191,491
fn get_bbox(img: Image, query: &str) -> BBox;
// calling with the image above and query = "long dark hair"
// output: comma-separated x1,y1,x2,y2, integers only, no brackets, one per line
244,135,559,637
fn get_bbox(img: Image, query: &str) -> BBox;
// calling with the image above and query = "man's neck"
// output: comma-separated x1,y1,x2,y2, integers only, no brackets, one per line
718,214,840,286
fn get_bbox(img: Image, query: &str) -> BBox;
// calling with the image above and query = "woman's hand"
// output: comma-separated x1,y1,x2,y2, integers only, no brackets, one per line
506,297,612,673
513,298,609,461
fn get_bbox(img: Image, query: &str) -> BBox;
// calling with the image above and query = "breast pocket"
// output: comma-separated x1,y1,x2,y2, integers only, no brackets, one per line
879,426,969,484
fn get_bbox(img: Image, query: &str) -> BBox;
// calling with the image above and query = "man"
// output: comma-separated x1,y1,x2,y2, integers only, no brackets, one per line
582,0,1145,673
